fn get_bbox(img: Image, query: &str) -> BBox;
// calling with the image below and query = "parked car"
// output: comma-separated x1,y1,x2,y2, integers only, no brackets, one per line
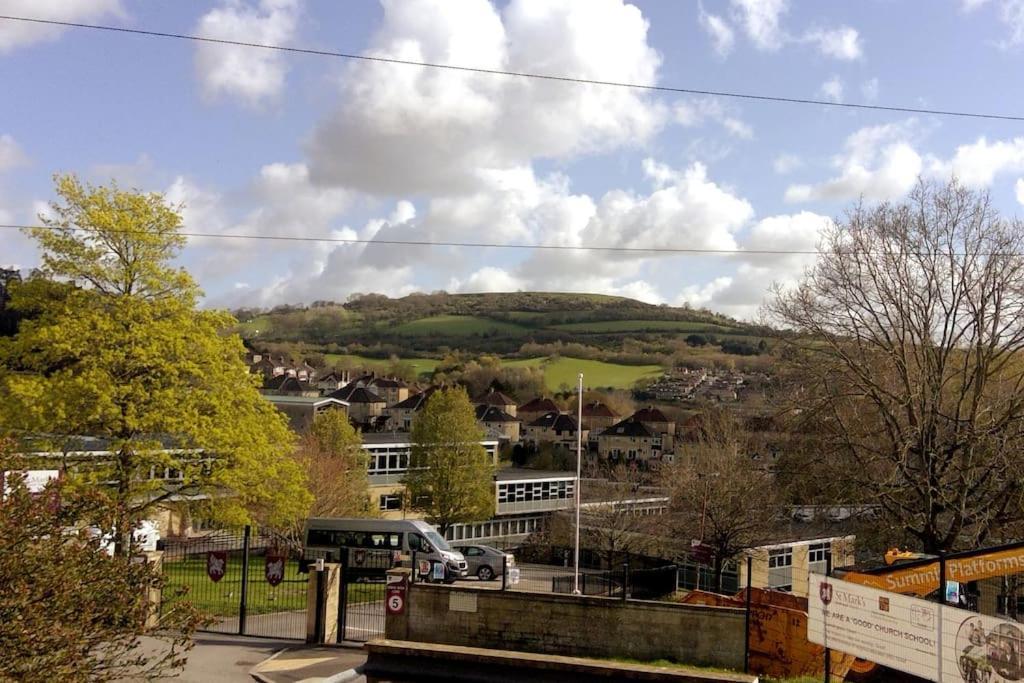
453,544,514,581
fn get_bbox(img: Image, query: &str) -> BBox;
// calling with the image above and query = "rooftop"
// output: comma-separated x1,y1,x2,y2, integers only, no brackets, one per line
265,395,350,407
496,468,576,482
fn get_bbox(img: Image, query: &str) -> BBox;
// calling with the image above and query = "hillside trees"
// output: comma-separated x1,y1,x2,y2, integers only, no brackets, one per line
405,387,495,534
0,175,310,551
768,179,1024,553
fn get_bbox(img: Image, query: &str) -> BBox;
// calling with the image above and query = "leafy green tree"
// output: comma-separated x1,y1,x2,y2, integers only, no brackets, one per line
405,388,495,534
0,175,311,550
0,444,204,680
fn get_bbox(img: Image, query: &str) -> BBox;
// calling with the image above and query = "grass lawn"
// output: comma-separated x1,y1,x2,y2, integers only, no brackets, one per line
162,556,380,617
506,356,663,391
392,315,530,337
550,319,740,334
324,353,440,377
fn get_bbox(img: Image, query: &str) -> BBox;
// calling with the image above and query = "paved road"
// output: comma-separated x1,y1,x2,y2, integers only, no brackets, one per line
132,632,294,682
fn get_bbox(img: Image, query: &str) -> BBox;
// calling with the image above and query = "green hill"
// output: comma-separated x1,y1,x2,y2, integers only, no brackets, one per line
234,291,769,363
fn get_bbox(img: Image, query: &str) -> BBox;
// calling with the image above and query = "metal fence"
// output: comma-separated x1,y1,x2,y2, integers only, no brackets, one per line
160,526,308,640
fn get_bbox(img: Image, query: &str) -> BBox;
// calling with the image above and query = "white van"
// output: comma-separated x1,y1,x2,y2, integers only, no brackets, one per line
303,517,468,583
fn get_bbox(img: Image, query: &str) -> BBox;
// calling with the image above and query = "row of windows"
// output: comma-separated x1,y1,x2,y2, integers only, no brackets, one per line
445,516,542,542
497,480,575,503
307,529,403,550
367,449,410,475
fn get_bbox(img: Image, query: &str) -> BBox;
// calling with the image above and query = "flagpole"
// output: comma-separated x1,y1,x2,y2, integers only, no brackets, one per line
574,372,583,595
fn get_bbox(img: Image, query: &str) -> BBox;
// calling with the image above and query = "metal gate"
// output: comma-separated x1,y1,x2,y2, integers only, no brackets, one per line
336,548,390,642
161,526,308,640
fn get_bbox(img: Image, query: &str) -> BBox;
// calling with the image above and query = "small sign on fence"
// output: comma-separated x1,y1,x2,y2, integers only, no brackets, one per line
206,551,227,583
508,566,521,586
431,561,445,582
386,576,407,615
265,554,285,587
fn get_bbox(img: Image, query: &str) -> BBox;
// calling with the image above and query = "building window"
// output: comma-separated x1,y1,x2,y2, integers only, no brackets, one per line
808,542,831,573
768,547,794,592
379,494,402,511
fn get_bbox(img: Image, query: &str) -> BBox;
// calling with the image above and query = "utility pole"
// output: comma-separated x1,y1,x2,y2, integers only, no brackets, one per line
573,372,583,595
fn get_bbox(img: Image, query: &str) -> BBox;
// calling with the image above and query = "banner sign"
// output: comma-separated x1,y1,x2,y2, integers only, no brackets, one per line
810,572,1024,682
206,551,228,583
808,572,939,680
941,607,1024,682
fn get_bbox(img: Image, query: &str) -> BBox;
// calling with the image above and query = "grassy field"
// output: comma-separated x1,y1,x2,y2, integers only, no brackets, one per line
392,315,530,337
506,356,663,391
162,556,378,616
323,353,440,376
550,320,740,334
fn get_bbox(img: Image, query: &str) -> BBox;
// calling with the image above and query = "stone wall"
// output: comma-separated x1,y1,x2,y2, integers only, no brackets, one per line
386,580,747,670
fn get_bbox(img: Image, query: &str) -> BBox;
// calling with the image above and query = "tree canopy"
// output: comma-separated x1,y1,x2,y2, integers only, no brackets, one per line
404,387,495,534
0,175,310,545
768,179,1024,553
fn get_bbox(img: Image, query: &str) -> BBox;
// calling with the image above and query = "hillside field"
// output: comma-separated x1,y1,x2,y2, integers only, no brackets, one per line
323,353,664,391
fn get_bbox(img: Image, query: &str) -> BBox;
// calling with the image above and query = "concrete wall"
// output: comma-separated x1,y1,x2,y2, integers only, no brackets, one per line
386,581,747,670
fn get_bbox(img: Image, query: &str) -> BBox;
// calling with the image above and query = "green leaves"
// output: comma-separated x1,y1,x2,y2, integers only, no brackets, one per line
405,387,494,533
0,176,311,533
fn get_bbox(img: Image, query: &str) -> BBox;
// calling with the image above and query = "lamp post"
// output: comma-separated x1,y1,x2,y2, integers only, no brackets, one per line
573,372,583,595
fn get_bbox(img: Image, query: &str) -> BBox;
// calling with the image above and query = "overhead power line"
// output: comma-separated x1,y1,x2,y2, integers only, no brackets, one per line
4,223,1020,258
1,14,1022,123
0,223,813,255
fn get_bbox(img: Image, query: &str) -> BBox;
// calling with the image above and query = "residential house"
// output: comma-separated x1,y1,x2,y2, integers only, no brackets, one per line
328,384,387,429
475,404,520,444
315,371,351,393
345,374,411,406
596,417,664,463
518,397,560,425
522,412,588,450
581,401,619,432
629,406,676,454
261,375,320,397
475,388,518,417
384,386,440,431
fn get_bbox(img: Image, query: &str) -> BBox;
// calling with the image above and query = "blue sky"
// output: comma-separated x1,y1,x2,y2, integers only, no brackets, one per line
2,0,1024,318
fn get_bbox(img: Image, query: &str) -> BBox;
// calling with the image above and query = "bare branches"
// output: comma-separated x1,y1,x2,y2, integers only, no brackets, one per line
767,178,1024,552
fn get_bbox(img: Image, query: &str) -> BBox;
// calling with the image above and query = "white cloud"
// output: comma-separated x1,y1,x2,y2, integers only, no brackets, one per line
700,11,735,57
861,78,880,102
194,0,300,106
803,26,862,60
677,211,831,319
819,75,844,103
932,137,1024,187
785,120,923,202
673,97,753,139
773,153,802,174
307,0,666,195
0,0,123,53
723,118,754,139
0,135,28,172
1017,178,1024,205
730,0,788,51
449,267,525,294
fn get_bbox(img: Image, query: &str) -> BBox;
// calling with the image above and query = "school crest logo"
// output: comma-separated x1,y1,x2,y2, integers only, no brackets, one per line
819,581,833,605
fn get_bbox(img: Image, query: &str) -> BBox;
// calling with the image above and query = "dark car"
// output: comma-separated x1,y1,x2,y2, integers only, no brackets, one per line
453,544,515,581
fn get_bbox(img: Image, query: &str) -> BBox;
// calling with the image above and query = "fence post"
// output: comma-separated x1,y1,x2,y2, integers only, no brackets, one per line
411,550,417,585
622,560,629,602
336,552,348,643
937,551,946,682
314,563,326,645
744,555,752,674
501,555,507,591
238,525,251,636
824,552,832,683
